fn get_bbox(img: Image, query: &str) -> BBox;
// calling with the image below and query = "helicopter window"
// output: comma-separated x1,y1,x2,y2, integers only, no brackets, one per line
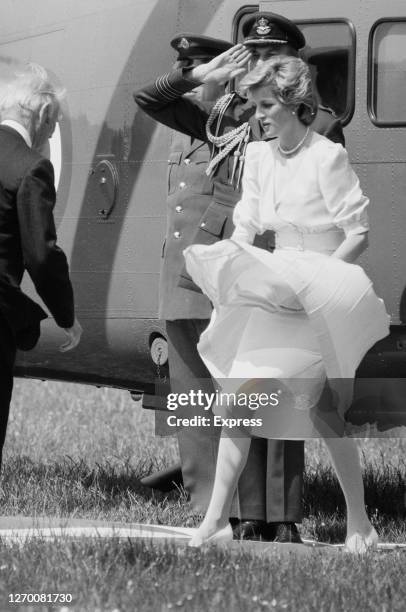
296,21,355,125
233,11,355,126
369,20,406,126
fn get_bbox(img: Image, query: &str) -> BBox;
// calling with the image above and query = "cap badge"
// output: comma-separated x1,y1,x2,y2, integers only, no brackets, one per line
178,37,190,49
256,17,272,36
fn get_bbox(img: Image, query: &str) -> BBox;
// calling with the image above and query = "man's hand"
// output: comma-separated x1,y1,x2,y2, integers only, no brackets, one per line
60,317,82,352
191,43,251,85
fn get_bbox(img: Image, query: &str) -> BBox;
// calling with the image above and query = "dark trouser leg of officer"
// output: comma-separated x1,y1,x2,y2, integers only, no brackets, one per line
0,314,16,469
232,438,304,521
166,319,220,514
265,440,304,523
232,439,304,542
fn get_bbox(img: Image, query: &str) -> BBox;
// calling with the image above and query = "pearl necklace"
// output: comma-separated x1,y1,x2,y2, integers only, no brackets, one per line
278,127,310,156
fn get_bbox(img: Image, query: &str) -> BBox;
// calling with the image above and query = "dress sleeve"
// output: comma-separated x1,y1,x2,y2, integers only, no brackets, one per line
318,142,369,236
231,142,262,243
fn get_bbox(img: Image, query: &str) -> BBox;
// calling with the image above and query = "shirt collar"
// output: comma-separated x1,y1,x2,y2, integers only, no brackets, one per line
0,119,32,148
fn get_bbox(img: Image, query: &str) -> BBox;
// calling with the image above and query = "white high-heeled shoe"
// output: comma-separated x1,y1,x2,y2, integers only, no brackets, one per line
344,527,378,554
188,523,233,548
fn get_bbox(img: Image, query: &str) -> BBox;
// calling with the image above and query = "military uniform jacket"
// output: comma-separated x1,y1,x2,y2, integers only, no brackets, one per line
134,69,345,291
160,130,213,319
0,126,74,349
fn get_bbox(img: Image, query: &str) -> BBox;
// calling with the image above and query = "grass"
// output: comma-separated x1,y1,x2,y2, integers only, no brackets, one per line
0,379,405,611
2,539,406,612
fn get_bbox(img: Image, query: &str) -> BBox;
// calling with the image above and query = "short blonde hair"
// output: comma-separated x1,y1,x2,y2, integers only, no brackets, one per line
0,62,64,122
239,56,317,125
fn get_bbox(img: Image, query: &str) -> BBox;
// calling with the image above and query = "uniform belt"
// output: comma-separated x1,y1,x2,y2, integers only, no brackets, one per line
275,228,344,251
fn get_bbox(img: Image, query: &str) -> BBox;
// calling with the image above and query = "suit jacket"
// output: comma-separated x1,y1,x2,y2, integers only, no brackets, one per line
134,69,345,293
0,125,74,349
160,130,212,320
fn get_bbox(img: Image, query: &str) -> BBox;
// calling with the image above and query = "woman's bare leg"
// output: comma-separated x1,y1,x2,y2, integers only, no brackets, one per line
189,432,251,545
322,437,377,552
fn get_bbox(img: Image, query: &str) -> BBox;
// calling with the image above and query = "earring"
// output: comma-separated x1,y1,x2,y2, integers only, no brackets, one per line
291,110,296,115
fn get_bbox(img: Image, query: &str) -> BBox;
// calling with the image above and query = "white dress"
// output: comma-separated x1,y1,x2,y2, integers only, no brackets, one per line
184,132,390,438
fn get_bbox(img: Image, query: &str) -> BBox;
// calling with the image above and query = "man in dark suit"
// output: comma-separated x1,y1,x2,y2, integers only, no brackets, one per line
135,12,344,543
0,63,82,467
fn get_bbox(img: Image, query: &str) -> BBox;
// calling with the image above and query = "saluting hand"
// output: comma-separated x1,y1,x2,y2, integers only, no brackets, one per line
60,317,83,352
191,44,251,84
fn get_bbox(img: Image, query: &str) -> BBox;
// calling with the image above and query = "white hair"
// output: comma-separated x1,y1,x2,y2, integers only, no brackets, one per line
0,62,65,122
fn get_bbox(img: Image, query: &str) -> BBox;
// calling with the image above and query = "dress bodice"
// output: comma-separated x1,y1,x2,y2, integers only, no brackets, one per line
232,132,369,245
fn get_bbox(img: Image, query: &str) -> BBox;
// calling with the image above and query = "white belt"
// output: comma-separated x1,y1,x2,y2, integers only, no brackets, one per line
275,228,344,252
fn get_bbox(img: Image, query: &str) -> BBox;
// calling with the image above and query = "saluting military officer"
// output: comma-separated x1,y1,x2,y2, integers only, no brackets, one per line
135,12,345,543
141,35,235,515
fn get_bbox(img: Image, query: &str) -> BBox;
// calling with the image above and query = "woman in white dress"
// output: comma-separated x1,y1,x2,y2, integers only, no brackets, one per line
184,56,390,552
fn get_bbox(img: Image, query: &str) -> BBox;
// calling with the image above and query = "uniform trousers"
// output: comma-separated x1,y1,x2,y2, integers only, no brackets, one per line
0,313,16,469
166,318,304,522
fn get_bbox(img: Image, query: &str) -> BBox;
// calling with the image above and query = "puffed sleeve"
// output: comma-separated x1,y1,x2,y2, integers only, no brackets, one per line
318,142,369,236
231,142,263,244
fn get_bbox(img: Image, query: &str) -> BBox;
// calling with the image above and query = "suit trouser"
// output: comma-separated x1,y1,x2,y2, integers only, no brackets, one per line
0,314,16,469
166,319,304,522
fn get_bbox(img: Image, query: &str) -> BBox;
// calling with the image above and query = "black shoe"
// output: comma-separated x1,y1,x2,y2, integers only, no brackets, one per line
140,464,183,492
271,522,303,544
232,519,271,541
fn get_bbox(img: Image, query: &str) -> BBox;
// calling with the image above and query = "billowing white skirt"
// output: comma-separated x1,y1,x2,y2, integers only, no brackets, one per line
183,239,390,439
